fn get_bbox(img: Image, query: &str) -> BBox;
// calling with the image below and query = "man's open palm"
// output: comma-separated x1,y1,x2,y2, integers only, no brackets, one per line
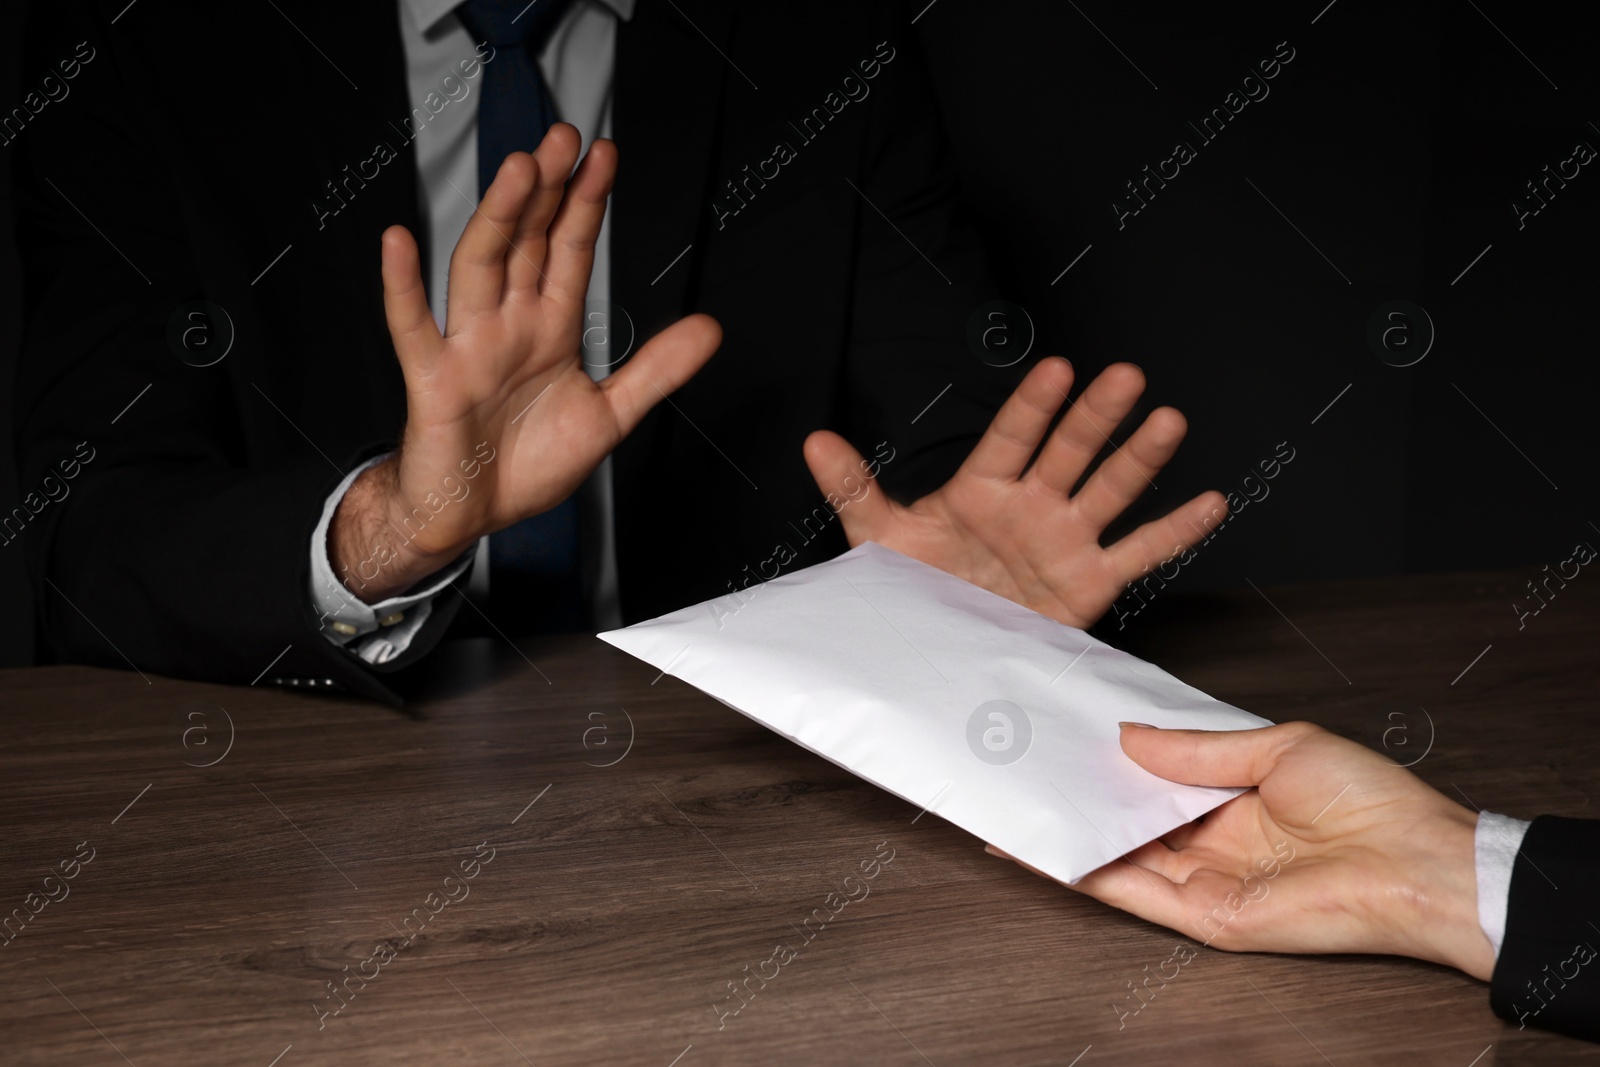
335,124,720,601
804,358,1227,630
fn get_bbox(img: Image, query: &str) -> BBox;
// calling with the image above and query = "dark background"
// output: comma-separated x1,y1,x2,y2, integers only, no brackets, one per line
1,0,24,666
4,0,1597,666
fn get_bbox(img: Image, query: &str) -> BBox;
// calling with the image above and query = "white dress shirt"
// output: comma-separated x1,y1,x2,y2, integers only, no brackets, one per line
1475,810,1531,959
309,0,631,664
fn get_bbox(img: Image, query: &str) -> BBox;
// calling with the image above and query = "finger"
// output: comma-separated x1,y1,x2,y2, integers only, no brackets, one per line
1028,362,1146,496
381,225,444,376
1103,489,1229,585
446,151,537,323
956,357,1075,481
1120,837,1192,882
984,844,1044,876
982,845,1076,895
988,839,1222,949
987,839,1186,888
802,430,896,546
1063,852,1191,931
1118,721,1318,790
543,137,617,303
507,123,582,299
1071,405,1188,530
598,313,721,437
1157,816,1208,852
1078,860,1278,951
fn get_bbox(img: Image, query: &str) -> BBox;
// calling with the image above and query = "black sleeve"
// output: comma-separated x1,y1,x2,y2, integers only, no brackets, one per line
838,13,1027,505
1488,815,1600,1042
9,1,456,704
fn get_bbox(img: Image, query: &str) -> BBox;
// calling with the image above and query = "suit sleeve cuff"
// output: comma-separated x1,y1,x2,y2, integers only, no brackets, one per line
308,454,476,665
1475,810,1532,960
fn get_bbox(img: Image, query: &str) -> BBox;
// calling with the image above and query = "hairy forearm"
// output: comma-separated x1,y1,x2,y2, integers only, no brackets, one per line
328,458,472,603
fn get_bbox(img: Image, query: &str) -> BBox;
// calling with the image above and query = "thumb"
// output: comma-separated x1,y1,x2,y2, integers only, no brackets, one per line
802,430,894,545
599,313,721,436
1117,721,1315,789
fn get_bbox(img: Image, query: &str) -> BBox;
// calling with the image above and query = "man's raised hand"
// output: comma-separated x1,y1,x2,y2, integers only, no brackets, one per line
804,357,1226,630
331,125,720,602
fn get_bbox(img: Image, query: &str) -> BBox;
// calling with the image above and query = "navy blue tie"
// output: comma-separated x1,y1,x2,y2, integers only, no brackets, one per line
457,0,586,631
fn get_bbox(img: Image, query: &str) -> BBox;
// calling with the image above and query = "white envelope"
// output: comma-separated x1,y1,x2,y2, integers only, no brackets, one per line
599,542,1271,884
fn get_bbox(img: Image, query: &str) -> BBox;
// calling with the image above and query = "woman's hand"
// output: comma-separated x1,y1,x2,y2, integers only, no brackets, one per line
989,721,1495,980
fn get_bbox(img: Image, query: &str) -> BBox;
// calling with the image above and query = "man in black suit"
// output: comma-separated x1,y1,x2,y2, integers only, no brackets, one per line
11,0,1221,703
992,721,1600,1043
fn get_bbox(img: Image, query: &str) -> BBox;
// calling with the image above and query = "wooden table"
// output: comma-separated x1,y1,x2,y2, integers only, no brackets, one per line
2,568,1596,1065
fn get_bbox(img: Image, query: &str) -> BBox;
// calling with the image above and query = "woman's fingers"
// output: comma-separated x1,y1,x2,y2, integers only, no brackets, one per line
1060,850,1189,928
1119,837,1194,882
1118,722,1320,790
985,840,1188,901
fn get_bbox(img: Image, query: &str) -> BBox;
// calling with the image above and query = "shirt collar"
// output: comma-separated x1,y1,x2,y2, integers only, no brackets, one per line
404,0,636,38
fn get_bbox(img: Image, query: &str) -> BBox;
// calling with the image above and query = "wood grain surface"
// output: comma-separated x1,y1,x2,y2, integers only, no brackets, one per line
1,567,1596,1065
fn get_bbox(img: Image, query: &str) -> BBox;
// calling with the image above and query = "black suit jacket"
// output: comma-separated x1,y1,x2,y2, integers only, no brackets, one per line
12,0,1016,702
1489,815,1600,1042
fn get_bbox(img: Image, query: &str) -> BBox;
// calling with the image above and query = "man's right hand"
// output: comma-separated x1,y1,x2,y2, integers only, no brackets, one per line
330,124,721,603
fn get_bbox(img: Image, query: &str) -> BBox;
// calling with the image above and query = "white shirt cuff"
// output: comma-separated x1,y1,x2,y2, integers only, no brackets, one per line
309,454,476,665
1475,810,1532,959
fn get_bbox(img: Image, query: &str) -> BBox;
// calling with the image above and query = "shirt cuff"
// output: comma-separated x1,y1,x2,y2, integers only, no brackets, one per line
308,454,476,665
1475,810,1533,960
